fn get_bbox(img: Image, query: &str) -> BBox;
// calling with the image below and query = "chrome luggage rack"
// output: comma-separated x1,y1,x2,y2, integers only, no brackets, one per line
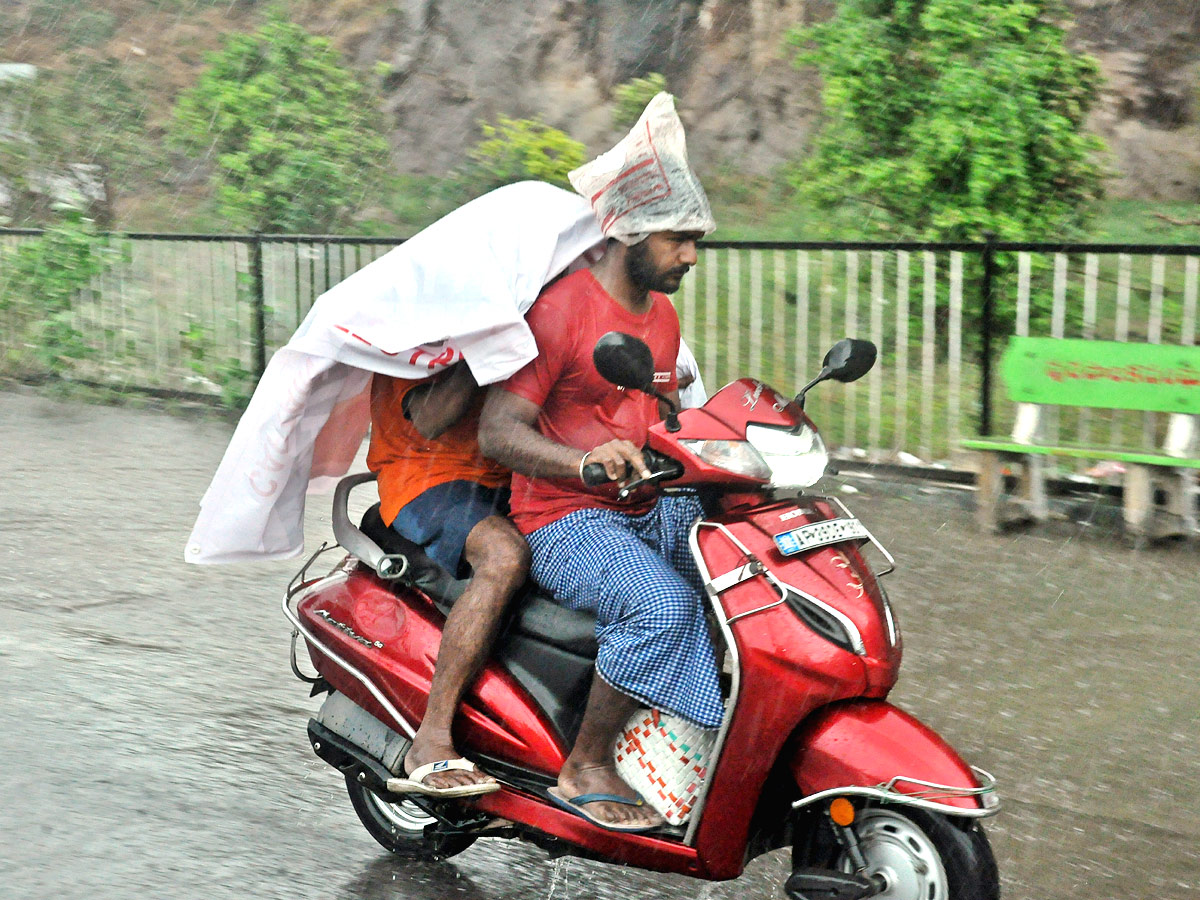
791,766,1000,819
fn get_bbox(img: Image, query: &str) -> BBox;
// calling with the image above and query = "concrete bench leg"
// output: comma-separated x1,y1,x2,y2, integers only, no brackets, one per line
1167,469,1198,539
1023,454,1050,523
975,452,1005,533
1123,464,1155,542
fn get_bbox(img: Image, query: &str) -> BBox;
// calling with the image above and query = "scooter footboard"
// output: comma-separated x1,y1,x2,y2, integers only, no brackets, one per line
789,700,999,818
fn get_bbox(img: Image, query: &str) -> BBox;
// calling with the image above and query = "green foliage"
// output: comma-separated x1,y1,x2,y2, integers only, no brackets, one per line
179,317,254,409
0,61,153,225
467,116,585,191
612,73,668,128
0,209,119,376
788,0,1106,243
170,13,390,233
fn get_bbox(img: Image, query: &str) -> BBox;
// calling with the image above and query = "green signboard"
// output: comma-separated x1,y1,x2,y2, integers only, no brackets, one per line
1000,337,1200,414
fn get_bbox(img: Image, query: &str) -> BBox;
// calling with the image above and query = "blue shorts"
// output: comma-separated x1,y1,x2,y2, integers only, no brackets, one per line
389,480,510,576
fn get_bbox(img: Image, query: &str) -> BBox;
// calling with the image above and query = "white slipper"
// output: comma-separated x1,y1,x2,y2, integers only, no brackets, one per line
385,757,500,798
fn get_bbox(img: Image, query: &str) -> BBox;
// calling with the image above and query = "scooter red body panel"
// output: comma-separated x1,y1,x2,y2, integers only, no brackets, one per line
682,497,905,877
297,567,568,777
789,699,986,813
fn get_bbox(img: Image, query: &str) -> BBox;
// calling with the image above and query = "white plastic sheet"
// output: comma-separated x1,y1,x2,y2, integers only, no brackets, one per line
185,181,604,564
568,92,715,245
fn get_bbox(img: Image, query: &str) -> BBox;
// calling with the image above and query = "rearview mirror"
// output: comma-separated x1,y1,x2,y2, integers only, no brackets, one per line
592,331,681,432
823,338,877,384
795,338,878,410
593,331,655,390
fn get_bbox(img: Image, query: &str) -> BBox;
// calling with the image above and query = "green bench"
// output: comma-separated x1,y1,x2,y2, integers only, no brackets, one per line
963,336,1200,540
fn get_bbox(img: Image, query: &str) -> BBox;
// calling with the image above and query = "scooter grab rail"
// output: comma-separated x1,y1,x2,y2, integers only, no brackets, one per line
331,472,410,580
282,553,419,740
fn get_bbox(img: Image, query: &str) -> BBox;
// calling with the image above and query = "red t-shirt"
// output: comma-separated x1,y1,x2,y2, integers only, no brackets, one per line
502,269,680,533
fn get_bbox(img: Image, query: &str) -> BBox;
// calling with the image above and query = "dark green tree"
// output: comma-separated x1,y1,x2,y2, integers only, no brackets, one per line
789,0,1106,241
171,14,390,233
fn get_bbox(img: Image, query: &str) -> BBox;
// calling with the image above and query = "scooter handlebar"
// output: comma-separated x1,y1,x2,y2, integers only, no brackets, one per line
581,462,612,486
581,450,682,487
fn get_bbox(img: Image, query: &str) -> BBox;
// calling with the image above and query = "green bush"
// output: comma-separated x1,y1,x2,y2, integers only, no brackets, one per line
0,209,119,376
788,0,1106,244
171,13,390,233
612,73,668,128
467,116,586,191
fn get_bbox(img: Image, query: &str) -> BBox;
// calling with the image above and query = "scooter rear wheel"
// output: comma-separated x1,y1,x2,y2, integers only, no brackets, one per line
344,774,477,860
834,807,998,900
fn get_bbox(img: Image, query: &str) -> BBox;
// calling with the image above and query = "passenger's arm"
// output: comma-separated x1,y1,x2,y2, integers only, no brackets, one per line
405,362,478,440
479,387,651,483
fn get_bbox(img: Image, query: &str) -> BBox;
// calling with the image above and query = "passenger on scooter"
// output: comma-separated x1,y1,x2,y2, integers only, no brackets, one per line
478,93,719,832
367,361,530,797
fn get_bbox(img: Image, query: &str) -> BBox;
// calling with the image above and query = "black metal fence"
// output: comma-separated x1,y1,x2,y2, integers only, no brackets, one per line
2,228,1197,463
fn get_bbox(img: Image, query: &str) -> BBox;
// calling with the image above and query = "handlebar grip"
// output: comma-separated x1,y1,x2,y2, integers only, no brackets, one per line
581,462,611,486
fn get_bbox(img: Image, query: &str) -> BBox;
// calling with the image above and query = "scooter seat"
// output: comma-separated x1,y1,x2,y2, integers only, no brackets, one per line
358,504,598,659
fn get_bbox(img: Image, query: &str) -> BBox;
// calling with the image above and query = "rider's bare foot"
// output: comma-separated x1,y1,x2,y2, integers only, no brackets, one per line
404,730,496,791
556,761,664,830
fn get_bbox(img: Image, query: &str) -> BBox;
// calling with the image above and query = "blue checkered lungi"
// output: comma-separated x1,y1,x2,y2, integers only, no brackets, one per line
525,493,724,729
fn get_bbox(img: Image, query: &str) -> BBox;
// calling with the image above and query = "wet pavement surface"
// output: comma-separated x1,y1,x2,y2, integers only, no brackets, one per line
2,387,1197,900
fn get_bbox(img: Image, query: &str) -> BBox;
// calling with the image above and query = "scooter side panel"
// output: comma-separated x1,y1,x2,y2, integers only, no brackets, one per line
788,699,986,812
687,519,872,878
297,567,567,776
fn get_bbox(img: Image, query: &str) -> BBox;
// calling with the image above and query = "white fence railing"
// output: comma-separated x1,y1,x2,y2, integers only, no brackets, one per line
2,230,1198,464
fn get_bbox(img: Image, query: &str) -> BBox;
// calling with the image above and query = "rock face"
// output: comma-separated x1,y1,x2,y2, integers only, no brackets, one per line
1069,0,1200,200
369,0,1199,200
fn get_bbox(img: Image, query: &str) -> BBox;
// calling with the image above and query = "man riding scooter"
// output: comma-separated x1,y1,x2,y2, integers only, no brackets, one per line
479,93,720,833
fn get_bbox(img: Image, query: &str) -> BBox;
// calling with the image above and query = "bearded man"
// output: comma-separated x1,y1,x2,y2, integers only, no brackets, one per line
478,93,721,833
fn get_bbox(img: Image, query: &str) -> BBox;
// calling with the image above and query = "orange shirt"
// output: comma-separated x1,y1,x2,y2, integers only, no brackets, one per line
367,373,510,526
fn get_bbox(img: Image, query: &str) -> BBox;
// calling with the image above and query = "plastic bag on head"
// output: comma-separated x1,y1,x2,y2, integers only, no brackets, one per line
568,92,716,245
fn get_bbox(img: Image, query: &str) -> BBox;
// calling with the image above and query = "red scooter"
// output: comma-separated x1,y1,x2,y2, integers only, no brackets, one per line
283,335,1001,900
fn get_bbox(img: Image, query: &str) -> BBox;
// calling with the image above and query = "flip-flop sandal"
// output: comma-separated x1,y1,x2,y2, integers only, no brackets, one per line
547,786,662,833
385,758,500,798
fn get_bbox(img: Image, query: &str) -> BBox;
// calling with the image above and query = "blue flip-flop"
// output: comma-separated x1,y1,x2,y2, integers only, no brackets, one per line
547,786,662,833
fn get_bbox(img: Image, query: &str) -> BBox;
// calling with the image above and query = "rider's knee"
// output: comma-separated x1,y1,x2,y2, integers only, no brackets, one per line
466,518,531,581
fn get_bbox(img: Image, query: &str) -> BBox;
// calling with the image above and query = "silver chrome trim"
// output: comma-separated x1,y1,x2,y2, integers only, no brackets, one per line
822,495,896,577
683,520,741,846
281,570,417,740
726,597,788,625
791,766,1001,820
694,519,867,650
773,576,867,656
882,594,899,648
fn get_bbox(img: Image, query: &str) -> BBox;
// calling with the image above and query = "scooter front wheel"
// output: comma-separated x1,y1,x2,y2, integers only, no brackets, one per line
834,807,998,900
344,774,477,860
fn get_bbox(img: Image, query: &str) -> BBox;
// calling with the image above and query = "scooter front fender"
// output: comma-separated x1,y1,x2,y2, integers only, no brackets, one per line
789,699,999,817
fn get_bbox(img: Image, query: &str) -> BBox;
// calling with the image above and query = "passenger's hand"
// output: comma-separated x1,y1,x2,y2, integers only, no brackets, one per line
585,439,651,483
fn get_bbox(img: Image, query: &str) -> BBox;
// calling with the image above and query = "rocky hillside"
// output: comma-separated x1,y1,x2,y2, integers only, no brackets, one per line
2,0,1198,215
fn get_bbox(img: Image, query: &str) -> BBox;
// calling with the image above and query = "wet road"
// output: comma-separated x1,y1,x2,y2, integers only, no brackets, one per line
2,388,1197,900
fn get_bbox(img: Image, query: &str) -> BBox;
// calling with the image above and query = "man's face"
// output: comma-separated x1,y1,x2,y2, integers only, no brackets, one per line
625,231,702,294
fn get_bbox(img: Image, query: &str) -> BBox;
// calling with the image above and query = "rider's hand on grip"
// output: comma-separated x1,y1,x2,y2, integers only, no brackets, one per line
581,462,613,486
582,439,650,484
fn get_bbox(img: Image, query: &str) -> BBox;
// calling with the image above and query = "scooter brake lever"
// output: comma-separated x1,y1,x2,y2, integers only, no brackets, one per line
617,469,675,500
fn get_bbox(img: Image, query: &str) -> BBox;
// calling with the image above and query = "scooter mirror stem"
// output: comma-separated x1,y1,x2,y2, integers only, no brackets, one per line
794,367,832,414
646,388,682,432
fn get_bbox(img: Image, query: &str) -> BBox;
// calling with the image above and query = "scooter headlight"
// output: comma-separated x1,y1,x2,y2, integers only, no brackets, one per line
745,422,829,488
679,439,772,481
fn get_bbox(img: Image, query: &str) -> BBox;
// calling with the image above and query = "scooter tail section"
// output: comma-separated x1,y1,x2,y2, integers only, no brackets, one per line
788,699,1000,818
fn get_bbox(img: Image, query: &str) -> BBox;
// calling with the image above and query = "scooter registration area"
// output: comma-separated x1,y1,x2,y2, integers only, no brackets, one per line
773,517,871,556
